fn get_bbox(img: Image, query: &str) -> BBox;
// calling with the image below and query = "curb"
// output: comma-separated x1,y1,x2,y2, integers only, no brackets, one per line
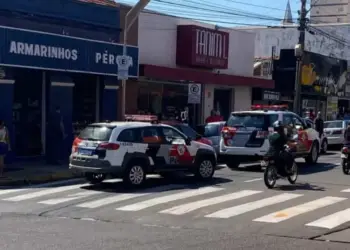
0,171,83,186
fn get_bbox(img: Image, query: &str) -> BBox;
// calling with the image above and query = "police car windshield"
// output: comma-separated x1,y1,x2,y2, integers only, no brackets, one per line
79,125,114,141
227,113,276,129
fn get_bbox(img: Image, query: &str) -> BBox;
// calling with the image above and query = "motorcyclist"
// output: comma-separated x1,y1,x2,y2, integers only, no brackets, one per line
266,120,293,174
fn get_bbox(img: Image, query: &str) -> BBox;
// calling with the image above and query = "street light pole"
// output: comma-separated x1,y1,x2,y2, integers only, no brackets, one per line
120,0,151,119
293,0,307,115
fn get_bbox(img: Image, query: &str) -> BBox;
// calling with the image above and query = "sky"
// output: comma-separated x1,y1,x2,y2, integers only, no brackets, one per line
114,0,309,27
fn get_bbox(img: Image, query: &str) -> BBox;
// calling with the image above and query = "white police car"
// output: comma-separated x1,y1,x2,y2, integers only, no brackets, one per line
69,115,217,186
220,105,321,169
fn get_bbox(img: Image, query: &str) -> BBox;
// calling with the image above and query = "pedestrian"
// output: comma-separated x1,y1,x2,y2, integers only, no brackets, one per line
314,111,324,139
47,106,66,165
0,120,10,177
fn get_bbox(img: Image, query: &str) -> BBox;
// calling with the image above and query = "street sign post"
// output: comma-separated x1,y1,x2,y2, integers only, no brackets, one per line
188,83,201,104
117,55,133,80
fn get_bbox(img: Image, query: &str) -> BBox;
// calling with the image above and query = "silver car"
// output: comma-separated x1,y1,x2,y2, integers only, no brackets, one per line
324,120,347,146
200,122,225,155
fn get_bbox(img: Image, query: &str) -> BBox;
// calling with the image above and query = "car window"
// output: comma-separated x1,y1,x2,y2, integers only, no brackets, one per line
161,127,186,143
140,127,162,144
204,123,224,137
78,125,114,141
268,114,279,126
117,129,137,142
176,125,197,139
227,113,272,129
325,121,343,128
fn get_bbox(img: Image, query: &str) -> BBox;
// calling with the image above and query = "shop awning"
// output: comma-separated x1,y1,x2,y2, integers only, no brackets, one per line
139,64,274,88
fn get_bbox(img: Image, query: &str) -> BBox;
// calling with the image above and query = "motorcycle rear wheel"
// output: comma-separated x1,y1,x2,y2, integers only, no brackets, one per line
264,165,277,189
287,162,298,184
342,159,350,175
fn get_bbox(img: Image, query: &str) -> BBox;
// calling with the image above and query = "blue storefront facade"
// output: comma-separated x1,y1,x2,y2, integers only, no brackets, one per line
0,0,139,162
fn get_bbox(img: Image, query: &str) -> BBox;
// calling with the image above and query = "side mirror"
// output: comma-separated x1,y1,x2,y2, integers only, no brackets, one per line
306,123,312,128
195,134,202,140
185,137,191,145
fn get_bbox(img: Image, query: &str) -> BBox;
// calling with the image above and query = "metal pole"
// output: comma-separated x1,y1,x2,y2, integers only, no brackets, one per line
120,0,151,119
293,0,307,115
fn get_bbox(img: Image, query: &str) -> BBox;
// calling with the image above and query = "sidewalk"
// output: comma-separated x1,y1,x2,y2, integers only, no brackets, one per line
0,162,83,186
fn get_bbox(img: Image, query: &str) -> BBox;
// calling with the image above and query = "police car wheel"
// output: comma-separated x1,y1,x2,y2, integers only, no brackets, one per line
195,158,215,180
123,163,146,186
85,173,106,184
305,142,319,164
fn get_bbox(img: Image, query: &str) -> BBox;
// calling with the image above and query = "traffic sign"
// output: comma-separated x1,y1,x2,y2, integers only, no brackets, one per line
117,55,133,80
188,83,201,104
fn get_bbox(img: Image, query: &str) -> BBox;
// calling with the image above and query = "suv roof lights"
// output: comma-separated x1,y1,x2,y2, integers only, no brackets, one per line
124,114,159,123
251,104,289,111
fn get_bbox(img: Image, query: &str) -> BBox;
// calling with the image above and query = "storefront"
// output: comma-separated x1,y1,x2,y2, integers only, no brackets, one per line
0,25,138,161
134,15,274,125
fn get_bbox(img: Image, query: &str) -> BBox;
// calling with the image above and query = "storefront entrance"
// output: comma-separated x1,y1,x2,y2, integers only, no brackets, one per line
72,74,98,135
214,88,232,120
13,69,43,157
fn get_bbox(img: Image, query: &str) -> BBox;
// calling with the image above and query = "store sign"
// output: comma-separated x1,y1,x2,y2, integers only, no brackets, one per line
188,83,201,104
176,25,229,69
0,26,139,77
262,90,280,101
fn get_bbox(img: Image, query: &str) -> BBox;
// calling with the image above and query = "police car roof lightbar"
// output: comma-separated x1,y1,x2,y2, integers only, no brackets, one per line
251,104,289,111
124,114,159,123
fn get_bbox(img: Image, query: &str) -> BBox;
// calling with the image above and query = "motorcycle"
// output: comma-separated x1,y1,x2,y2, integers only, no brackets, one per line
341,146,350,175
262,145,298,189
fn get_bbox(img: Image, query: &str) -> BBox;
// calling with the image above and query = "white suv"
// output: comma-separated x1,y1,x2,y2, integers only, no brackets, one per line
69,116,217,186
219,106,321,169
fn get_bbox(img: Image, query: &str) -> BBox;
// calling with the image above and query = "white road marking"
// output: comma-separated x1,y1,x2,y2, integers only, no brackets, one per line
159,190,262,215
340,188,350,192
244,178,262,183
2,184,86,201
0,178,84,196
38,191,102,205
76,184,184,209
306,208,350,229
205,193,303,218
116,186,223,211
253,196,346,223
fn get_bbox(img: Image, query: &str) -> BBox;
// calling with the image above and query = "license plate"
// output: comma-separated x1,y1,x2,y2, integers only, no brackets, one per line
78,148,93,156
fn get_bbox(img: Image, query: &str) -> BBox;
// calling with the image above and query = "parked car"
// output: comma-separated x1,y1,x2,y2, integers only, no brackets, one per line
324,120,347,146
196,122,225,155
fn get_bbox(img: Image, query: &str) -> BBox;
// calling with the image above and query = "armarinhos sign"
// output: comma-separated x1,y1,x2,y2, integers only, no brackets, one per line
0,26,139,77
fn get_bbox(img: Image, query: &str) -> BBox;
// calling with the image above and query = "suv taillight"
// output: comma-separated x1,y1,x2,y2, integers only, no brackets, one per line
98,143,120,150
256,131,268,139
221,126,237,146
72,137,82,153
342,147,348,154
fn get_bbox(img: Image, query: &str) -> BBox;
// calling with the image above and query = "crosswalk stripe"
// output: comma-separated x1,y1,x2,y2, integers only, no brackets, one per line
76,184,184,209
340,188,350,192
38,191,103,205
253,196,347,223
116,186,223,211
205,193,303,219
2,184,86,202
159,190,262,215
306,208,350,229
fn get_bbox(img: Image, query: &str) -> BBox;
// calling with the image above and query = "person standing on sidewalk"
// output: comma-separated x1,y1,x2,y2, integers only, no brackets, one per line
0,120,10,177
47,107,66,165
315,112,324,139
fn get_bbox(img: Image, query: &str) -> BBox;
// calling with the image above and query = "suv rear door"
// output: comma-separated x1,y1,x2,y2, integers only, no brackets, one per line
224,113,278,148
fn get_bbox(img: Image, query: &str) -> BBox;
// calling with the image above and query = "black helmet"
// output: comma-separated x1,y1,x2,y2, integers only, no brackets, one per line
272,120,283,131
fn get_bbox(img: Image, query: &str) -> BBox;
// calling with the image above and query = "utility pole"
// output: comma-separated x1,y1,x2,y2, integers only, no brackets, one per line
293,0,307,115
120,0,151,120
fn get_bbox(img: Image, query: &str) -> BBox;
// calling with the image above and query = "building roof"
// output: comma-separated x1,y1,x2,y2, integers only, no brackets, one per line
77,0,118,7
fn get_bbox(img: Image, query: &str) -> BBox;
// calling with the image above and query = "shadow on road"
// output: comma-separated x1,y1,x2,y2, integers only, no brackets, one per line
298,163,338,175
275,182,326,192
81,175,233,194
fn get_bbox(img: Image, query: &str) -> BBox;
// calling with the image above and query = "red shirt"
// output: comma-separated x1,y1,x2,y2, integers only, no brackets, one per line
205,115,223,123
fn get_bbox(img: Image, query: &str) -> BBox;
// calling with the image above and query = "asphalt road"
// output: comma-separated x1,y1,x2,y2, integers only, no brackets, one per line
1,150,350,249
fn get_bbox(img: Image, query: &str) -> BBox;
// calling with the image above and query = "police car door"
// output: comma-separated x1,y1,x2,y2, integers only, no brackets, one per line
160,126,193,168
